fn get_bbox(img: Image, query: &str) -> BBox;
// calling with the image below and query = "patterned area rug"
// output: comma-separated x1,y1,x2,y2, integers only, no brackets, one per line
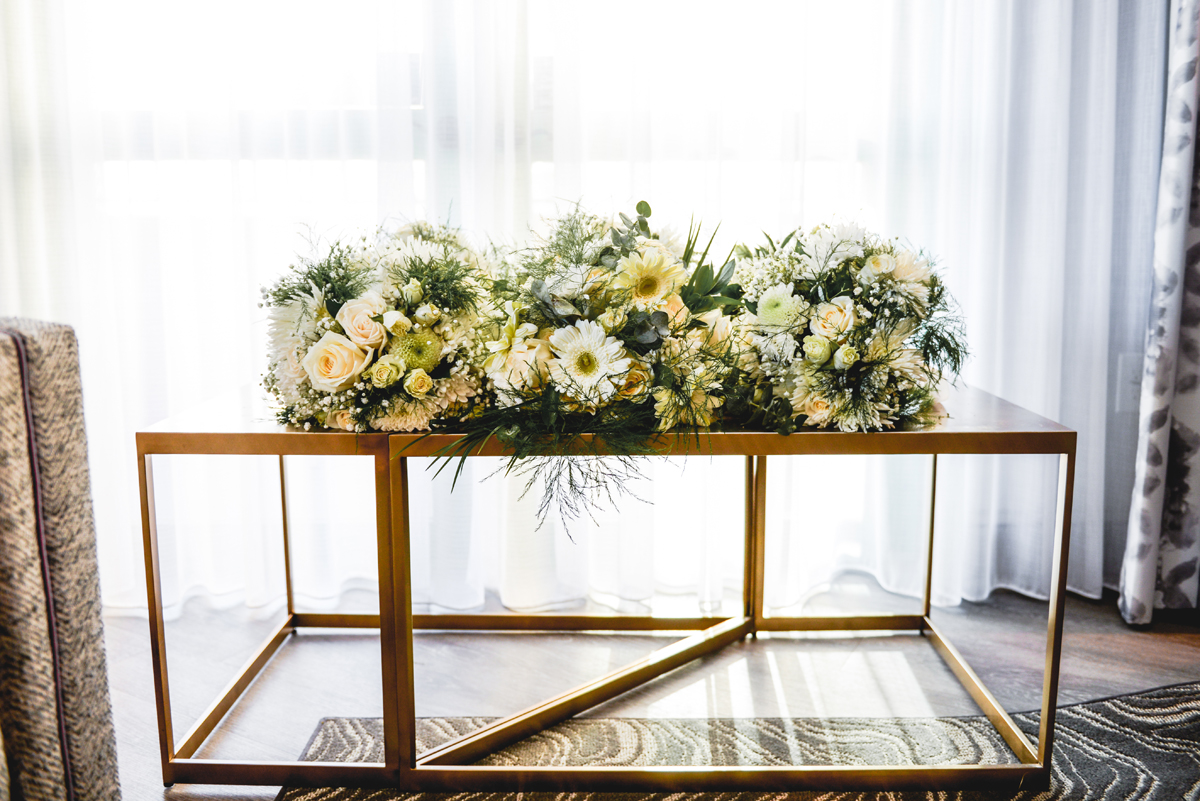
277,681,1200,801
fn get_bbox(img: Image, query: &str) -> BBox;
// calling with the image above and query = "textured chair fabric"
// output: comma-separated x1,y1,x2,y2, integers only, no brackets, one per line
0,319,120,801
1,725,9,801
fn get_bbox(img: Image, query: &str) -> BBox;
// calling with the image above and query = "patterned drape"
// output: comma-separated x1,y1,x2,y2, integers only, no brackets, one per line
1120,0,1200,625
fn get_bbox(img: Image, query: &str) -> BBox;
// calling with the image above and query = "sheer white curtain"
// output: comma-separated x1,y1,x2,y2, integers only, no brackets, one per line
1,0,1162,618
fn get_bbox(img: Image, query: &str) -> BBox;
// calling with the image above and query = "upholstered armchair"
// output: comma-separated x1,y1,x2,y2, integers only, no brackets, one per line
0,319,121,801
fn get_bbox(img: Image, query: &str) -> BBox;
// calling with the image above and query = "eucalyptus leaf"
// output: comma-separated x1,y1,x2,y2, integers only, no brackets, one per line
636,200,652,217
549,295,581,317
633,326,660,344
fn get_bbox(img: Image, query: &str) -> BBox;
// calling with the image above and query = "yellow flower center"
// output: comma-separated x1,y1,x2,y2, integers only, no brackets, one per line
636,275,662,298
574,351,599,375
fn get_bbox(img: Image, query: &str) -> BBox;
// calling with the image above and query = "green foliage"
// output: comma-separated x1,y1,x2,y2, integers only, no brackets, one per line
679,219,743,316
266,242,372,315
429,385,663,532
389,246,482,313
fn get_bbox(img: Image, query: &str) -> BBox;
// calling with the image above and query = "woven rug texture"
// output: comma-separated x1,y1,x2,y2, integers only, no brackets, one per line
276,680,1200,801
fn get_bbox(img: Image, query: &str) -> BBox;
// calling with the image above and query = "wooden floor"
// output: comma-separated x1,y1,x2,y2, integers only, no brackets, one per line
103,576,1200,801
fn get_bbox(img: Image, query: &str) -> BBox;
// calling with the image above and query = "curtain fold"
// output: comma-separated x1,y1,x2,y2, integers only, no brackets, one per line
1120,0,1200,625
0,0,1173,620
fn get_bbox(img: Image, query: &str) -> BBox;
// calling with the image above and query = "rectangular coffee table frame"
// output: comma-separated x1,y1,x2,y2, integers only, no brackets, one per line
136,387,1075,792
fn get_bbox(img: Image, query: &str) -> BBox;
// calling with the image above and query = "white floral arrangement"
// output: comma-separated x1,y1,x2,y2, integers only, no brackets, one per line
434,202,747,522
731,222,965,433
260,209,966,524
262,222,490,432
470,202,745,438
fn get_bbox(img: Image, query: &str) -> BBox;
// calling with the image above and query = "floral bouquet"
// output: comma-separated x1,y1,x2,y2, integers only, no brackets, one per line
445,202,747,521
262,222,490,432
729,222,966,433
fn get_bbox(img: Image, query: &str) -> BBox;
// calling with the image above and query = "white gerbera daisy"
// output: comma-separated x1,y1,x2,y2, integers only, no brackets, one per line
547,319,631,404
756,283,806,330
613,250,687,309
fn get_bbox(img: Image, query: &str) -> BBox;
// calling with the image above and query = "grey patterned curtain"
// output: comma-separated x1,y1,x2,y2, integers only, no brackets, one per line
1120,0,1200,624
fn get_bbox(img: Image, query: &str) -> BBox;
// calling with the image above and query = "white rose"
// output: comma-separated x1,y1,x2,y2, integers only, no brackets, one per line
382,310,412,335
413,304,441,326
335,290,388,349
301,331,373,393
809,296,857,341
858,253,897,285
833,343,859,370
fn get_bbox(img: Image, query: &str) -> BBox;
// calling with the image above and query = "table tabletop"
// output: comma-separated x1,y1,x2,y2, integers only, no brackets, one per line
137,383,1074,457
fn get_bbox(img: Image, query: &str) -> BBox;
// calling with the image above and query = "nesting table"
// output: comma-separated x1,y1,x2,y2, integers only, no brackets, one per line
137,385,1075,791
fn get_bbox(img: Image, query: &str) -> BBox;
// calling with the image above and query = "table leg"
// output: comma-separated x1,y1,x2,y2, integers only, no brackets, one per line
922,454,938,623
1036,449,1076,769
138,450,176,785
278,455,295,616
381,449,416,785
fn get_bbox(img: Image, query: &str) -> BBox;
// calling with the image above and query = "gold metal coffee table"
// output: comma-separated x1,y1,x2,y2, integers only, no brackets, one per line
137,384,1075,791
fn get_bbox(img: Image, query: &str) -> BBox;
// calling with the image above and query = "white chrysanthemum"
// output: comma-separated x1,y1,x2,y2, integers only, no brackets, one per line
613,250,687,309
547,320,631,404
807,222,867,271
752,330,798,365
436,371,480,407
756,284,806,329
370,398,437,432
267,298,319,399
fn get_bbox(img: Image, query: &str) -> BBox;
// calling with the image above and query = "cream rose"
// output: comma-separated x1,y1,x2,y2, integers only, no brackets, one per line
403,368,434,397
833,344,859,370
803,394,834,426
335,290,388,349
809,296,857,341
662,293,688,326
597,306,628,334
325,409,357,431
802,335,832,365
413,303,441,326
400,279,424,306
382,310,412,335
692,309,736,349
617,358,654,400
301,331,372,392
858,253,897,285
367,354,406,388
